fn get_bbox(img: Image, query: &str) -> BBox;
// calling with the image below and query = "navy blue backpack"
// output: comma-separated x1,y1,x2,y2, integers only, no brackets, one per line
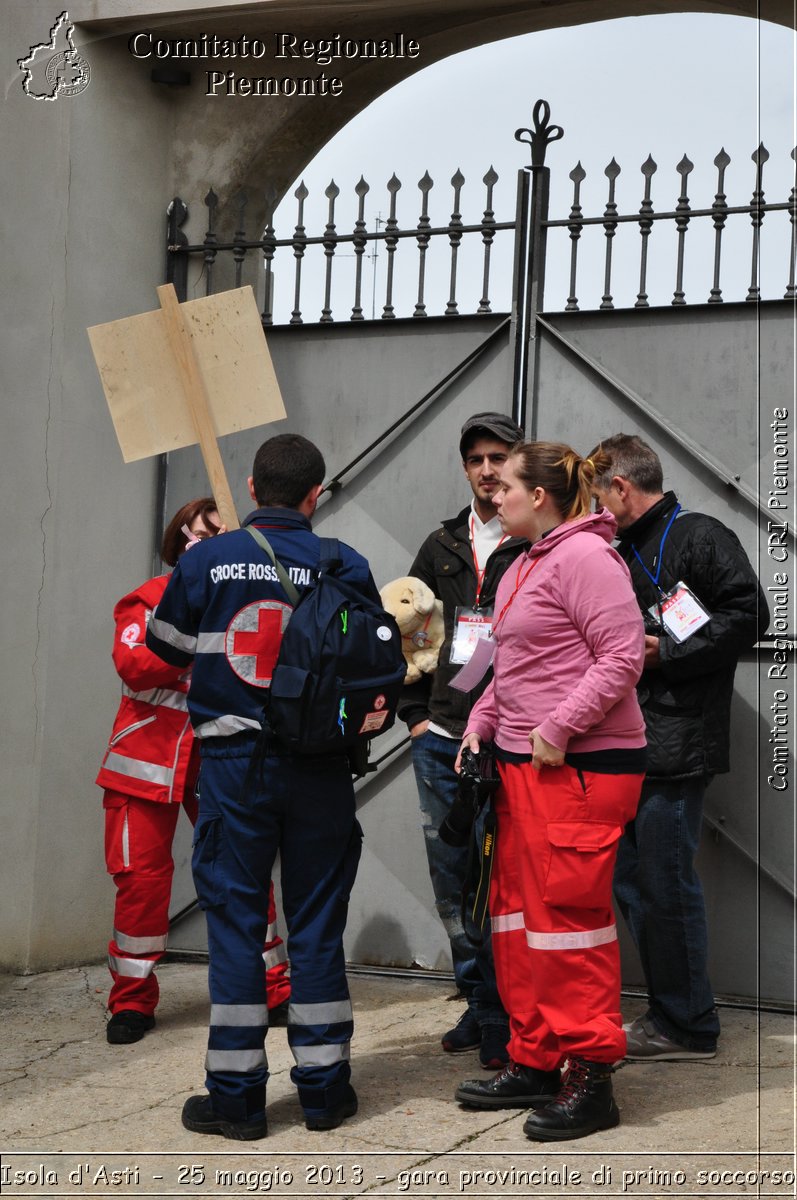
247,529,405,757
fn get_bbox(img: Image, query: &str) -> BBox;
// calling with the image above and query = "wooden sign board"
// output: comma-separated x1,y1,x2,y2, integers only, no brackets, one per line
87,286,286,463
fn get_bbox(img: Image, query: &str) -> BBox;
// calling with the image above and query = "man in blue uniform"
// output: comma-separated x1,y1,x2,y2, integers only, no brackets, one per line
147,434,378,1139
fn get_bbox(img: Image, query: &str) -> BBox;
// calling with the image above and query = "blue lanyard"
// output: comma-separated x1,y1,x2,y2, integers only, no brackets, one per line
631,504,681,591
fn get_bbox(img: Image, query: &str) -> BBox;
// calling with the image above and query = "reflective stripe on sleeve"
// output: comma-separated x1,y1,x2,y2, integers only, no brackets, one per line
108,954,156,979
525,923,617,951
195,715,261,738
288,1000,352,1026
291,1043,350,1067
147,616,197,655
196,632,226,654
103,752,173,787
121,685,188,711
491,911,525,934
210,1004,267,1027
114,929,168,954
205,1048,267,1073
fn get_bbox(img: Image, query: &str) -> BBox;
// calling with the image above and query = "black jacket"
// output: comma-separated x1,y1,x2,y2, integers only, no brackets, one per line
615,492,769,779
397,506,527,738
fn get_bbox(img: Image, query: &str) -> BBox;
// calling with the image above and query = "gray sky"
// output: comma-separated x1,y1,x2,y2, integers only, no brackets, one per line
271,13,795,320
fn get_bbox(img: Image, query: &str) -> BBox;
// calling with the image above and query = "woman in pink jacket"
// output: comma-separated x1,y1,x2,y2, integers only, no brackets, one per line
454,442,646,1141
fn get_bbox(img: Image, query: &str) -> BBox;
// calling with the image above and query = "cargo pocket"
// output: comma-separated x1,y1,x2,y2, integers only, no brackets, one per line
543,821,623,909
103,793,131,875
191,816,228,909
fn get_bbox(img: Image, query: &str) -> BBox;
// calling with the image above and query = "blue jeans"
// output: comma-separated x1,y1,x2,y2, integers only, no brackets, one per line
613,777,720,1052
411,730,507,1029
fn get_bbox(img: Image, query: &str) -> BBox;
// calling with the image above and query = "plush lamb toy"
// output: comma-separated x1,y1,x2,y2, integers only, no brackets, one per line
380,576,445,684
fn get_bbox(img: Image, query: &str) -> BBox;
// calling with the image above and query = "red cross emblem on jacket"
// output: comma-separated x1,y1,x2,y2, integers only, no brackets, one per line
225,600,292,686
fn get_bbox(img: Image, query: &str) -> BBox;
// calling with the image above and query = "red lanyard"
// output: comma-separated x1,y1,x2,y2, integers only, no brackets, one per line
470,516,508,607
492,554,541,635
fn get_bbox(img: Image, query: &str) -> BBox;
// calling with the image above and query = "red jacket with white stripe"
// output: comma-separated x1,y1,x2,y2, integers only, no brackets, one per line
96,575,198,804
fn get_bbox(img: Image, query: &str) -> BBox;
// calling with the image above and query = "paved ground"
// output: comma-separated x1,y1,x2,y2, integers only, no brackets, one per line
0,963,794,1198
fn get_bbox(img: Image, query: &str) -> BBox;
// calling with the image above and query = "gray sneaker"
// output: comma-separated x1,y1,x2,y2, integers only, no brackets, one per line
623,1016,716,1061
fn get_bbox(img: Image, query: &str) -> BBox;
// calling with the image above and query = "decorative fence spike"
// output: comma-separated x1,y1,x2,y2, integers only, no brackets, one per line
635,155,657,308
708,148,731,303
600,158,621,310
351,176,370,321
382,174,401,319
747,143,770,301
233,190,248,289
478,166,499,314
413,171,434,318
445,169,465,316
672,155,694,306
290,181,309,325
565,162,586,312
515,98,565,168
261,182,279,325
320,180,340,323
203,188,219,297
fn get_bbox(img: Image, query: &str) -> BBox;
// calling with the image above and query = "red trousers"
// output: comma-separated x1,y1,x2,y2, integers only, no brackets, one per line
104,791,290,1016
490,761,643,1070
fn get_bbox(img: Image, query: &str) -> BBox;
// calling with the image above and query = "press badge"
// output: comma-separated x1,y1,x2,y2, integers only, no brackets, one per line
450,607,494,665
648,582,711,644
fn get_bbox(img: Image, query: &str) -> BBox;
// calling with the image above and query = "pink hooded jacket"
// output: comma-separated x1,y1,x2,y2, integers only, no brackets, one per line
467,508,646,756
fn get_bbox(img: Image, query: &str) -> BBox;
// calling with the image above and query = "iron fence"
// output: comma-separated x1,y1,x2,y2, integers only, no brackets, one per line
166,99,796,322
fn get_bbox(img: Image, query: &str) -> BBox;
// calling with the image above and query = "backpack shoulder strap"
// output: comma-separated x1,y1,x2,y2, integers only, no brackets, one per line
245,525,300,606
318,537,343,574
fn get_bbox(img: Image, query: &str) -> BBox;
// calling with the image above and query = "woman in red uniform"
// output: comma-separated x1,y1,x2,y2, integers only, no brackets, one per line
97,498,290,1044
454,443,646,1140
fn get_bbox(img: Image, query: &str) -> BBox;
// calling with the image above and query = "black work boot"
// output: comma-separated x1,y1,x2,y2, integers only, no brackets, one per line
106,1010,155,1045
455,1061,560,1109
181,1094,267,1141
523,1057,619,1141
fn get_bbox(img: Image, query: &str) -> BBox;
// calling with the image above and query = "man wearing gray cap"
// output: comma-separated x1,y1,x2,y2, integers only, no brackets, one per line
398,412,525,1069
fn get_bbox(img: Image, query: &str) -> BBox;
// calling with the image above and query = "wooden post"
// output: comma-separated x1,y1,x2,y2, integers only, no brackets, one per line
156,283,240,530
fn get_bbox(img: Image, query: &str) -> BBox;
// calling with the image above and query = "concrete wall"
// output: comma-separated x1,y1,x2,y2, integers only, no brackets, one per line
2,4,175,968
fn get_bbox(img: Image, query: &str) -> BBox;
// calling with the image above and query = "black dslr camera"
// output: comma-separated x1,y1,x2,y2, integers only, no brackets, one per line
438,747,500,847
642,608,663,635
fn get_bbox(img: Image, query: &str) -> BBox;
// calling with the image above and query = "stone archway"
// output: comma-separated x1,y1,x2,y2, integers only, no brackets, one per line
75,0,793,229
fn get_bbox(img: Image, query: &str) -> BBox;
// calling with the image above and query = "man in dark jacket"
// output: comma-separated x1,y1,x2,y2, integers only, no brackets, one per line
399,411,525,1068
591,433,769,1060
147,434,378,1139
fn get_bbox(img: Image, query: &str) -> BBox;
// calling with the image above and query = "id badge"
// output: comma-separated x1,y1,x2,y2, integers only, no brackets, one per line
450,607,494,665
649,581,710,644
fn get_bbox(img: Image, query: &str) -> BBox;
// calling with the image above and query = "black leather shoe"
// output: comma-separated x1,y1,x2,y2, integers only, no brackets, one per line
304,1084,358,1131
181,1094,267,1141
456,1061,561,1109
523,1057,620,1141
106,1011,155,1045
